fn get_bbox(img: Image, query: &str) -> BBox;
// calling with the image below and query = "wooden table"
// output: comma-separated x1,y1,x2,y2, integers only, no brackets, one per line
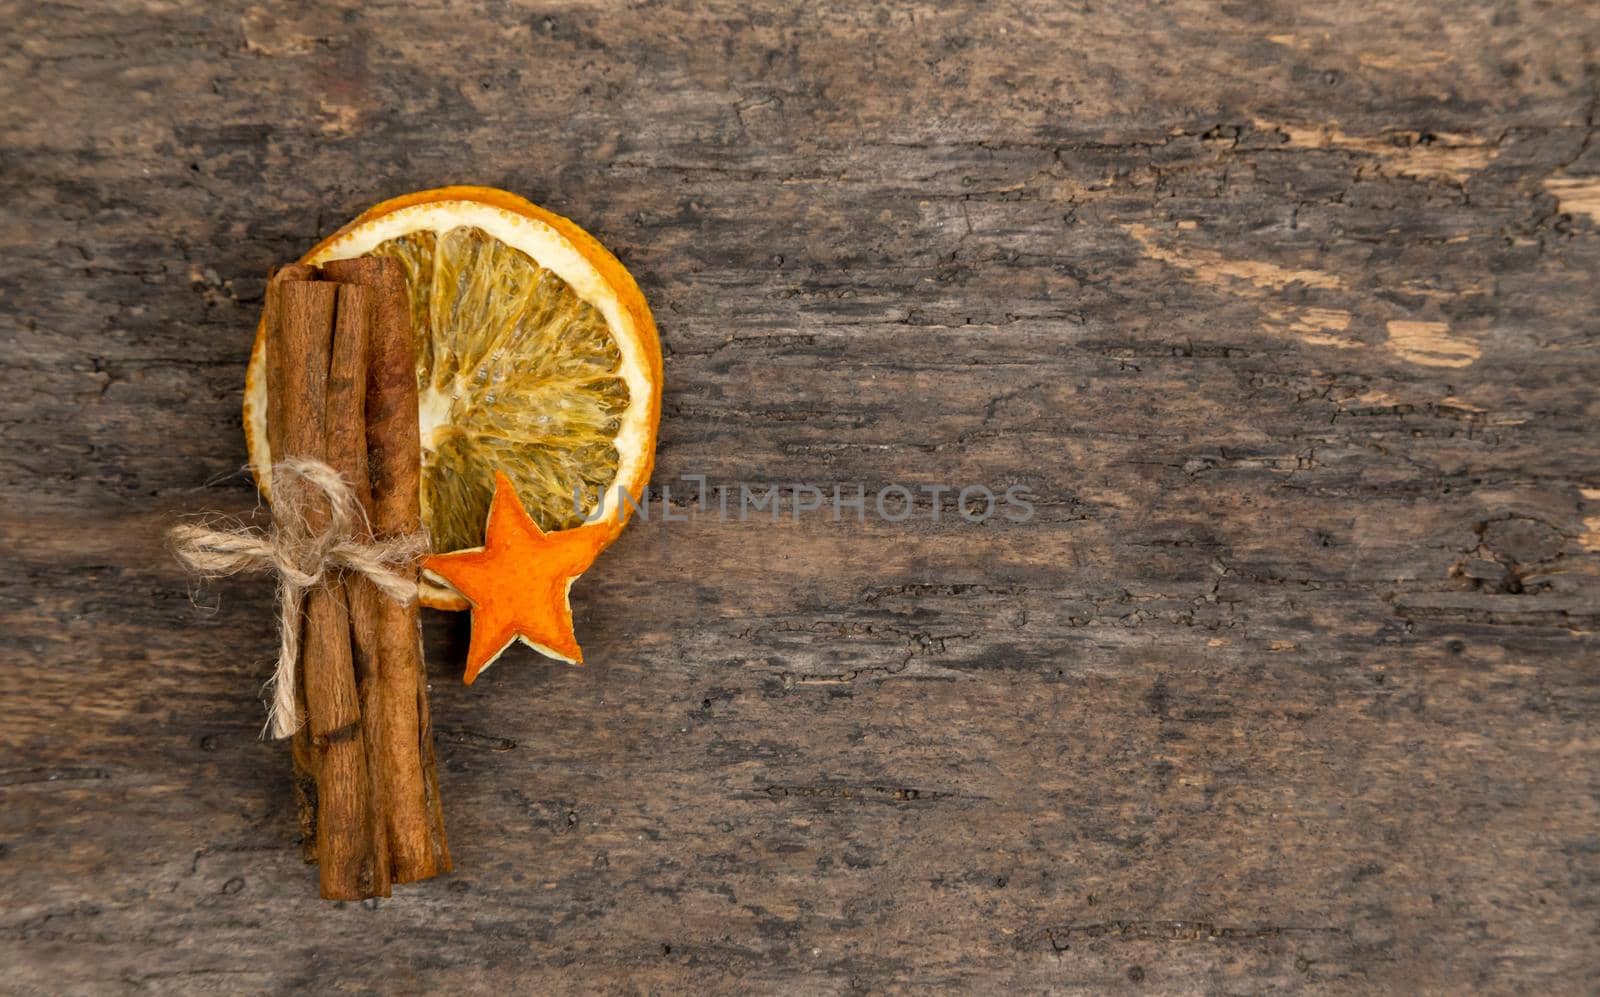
4,2,1598,992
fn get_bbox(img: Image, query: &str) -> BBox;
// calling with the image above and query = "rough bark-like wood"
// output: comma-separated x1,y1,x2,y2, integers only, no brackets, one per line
2,0,1599,992
321,255,451,883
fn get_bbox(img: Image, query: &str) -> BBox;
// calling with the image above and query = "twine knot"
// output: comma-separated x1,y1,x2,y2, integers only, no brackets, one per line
168,458,427,739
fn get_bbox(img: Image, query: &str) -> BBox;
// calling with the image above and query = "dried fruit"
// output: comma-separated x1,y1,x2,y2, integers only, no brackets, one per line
244,186,662,609
422,471,606,682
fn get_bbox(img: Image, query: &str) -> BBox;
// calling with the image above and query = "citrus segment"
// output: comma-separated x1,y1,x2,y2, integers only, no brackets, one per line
368,225,630,554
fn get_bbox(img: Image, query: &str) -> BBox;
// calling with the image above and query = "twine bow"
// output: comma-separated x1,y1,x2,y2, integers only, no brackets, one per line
169,458,427,739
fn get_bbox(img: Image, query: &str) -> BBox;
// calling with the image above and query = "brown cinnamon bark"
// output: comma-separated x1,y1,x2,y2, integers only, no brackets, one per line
264,264,320,863
266,277,389,901
323,256,451,881
322,283,394,898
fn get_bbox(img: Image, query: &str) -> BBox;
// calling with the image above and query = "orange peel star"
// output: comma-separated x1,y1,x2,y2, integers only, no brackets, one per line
422,470,607,683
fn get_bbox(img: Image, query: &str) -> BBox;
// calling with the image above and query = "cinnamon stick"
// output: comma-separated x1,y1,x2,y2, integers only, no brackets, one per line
322,282,393,898
264,264,320,863
323,256,451,880
266,278,388,901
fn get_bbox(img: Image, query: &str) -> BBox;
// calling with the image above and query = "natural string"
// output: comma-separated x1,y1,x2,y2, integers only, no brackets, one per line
168,458,427,739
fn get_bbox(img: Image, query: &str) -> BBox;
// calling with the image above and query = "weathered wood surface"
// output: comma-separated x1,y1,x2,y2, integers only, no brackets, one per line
3,2,1599,993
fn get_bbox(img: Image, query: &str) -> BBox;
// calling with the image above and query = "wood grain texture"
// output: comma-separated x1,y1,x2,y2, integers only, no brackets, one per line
2,0,1598,992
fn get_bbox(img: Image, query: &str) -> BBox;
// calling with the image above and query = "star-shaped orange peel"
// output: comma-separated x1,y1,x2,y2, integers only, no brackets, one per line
422,470,610,684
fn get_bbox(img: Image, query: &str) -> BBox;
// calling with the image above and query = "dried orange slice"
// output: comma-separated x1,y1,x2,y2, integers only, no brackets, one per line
243,186,662,610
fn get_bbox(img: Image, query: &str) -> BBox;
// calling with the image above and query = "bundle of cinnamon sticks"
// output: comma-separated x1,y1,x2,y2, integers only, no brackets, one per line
263,258,449,899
